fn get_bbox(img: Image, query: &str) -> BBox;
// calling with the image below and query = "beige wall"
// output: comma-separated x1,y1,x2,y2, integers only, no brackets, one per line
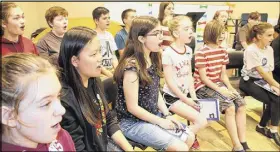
232,2,279,19
15,2,279,38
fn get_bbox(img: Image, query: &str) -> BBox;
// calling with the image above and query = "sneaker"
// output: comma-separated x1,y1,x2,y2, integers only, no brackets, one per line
255,125,269,137
232,148,245,152
267,129,280,146
240,142,251,151
191,138,200,150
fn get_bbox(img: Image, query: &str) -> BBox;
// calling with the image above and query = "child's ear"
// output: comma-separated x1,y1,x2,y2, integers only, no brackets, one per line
1,20,7,28
71,56,79,68
138,35,145,43
1,106,17,128
256,34,262,40
94,18,99,25
48,21,53,28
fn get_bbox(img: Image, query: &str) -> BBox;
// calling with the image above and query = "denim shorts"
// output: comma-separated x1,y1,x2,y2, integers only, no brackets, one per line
119,114,192,150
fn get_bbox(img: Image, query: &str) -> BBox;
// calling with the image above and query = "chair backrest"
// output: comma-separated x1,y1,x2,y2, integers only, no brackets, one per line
102,77,118,109
226,50,244,69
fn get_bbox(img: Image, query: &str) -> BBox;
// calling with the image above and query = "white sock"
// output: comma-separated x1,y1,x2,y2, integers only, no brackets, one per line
270,129,278,133
258,124,264,128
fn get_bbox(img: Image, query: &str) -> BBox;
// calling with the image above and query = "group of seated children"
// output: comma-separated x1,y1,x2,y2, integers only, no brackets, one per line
1,2,279,152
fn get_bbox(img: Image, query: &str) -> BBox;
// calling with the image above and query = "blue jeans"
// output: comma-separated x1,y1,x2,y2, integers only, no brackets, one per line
107,137,123,151
119,114,191,150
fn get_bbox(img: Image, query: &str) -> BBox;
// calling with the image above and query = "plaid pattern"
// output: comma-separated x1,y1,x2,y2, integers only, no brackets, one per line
196,82,246,114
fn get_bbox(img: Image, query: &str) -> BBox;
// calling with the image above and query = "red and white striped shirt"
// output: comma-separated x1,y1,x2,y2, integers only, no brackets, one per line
194,45,229,90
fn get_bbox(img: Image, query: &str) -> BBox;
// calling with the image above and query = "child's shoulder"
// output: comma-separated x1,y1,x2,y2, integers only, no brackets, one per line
196,45,210,53
105,31,114,37
123,57,139,72
246,43,260,53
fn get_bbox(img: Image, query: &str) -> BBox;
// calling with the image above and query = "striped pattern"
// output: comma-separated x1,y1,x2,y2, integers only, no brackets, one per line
194,46,229,90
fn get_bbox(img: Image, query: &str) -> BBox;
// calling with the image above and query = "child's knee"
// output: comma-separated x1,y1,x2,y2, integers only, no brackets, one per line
225,106,236,116
186,131,195,147
197,115,208,128
237,105,246,113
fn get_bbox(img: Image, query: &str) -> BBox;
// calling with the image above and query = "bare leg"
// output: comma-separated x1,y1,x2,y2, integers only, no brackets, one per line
166,139,189,151
169,101,207,134
236,105,246,142
225,106,243,150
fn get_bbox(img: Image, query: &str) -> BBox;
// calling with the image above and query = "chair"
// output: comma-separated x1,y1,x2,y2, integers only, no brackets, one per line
226,50,246,96
102,77,148,150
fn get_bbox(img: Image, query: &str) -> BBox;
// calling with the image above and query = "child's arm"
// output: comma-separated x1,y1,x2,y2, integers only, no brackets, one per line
163,64,197,107
101,67,113,77
188,63,198,100
123,69,175,130
112,54,119,69
157,90,170,116
220,65,235,91
111,131,134,151
198,67,234,98
256,66,279,89
157,91,184,129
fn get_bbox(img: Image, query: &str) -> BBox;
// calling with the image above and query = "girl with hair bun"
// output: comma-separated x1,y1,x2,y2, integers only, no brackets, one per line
240,22,280,146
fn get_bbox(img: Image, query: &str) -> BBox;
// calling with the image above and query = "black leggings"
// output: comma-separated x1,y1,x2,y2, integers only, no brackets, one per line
273,66,280,83
239,78,280,126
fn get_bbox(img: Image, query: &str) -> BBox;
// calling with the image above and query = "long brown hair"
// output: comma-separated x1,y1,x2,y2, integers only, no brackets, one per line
58,26,108,126
114,16,163,86
158,2,174,25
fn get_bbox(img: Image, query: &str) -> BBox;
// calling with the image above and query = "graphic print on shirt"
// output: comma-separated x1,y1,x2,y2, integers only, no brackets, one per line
262,58,267,66
94,94,107,136
176,58,190,94
100,40,113,69
48,139,63,151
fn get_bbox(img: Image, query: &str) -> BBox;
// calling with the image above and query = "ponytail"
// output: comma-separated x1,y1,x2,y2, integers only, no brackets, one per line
249,22,273,43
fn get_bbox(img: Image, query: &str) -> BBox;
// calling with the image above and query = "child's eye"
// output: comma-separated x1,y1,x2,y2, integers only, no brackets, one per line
91,53,97,56
41,101,51,108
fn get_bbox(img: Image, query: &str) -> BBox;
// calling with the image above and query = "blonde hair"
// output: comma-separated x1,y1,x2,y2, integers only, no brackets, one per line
168,15,192,38
203,20,225,45
2,53,57,134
